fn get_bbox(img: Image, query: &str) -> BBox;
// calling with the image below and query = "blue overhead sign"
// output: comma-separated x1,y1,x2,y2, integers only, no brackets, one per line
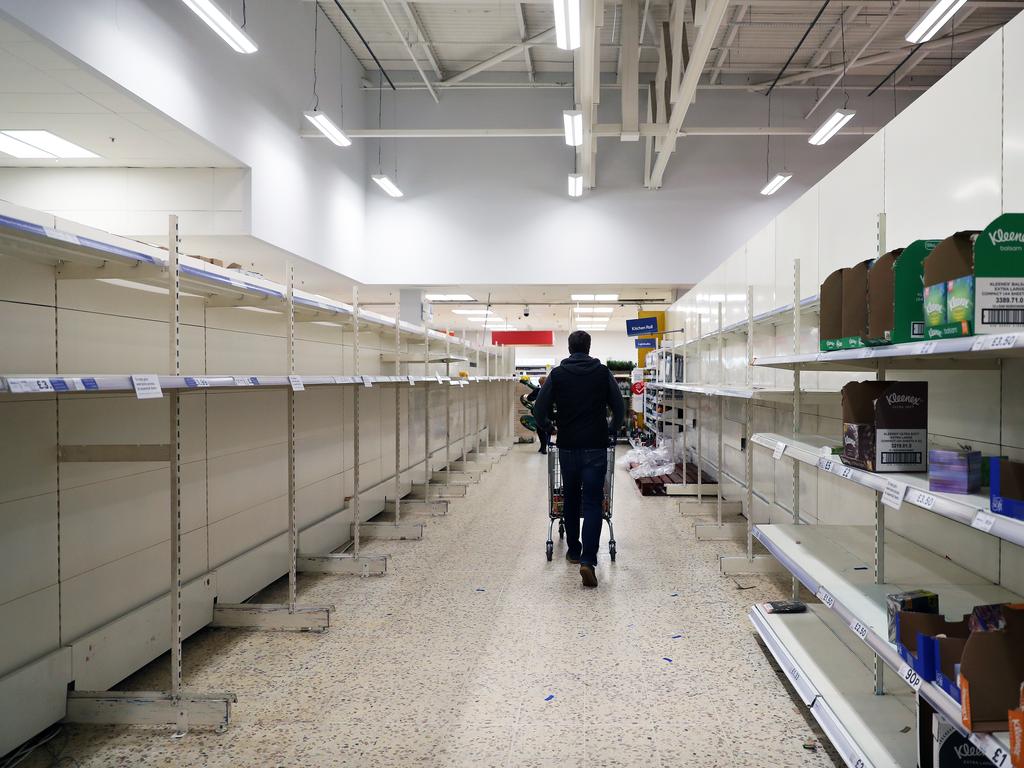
635,338,656,349
626,317,660,337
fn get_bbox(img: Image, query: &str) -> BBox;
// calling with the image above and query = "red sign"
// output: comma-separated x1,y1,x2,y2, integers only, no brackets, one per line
491,330,554,346
631,381,645,395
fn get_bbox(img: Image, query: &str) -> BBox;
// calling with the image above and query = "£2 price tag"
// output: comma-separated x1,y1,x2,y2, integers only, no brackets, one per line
849,620,870,642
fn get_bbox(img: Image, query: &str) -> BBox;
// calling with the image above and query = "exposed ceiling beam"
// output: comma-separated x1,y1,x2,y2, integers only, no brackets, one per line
367,80,929,90
807,4,862,68
399,1,444,78
440,28,555,84
620,0,641,139
380,0,439,102
303,124,879,137
576,0,602,189
749,21,1003,88
709,2,748,84
649,0,730,188
894,5,976,83
668,0,686,103
803,0,903,118
332,0,1023,6
513,2,536,83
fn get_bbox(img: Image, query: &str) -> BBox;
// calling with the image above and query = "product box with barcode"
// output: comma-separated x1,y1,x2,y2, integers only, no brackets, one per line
924,231,980,339
990,458,1024,521
974,213,1024,336
841,381,928,472
932,714,991,767
867,241,938,345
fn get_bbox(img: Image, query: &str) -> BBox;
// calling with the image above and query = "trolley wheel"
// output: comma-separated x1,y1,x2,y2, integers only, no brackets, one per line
545,541,553,561
609,541,617,562
558,520,565,540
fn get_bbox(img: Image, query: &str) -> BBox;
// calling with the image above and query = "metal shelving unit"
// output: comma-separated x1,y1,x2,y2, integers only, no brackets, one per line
0,205,515,742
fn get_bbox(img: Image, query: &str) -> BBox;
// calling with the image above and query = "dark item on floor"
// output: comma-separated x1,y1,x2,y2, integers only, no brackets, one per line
546,445,617,563
763,601,808,614
580,564,598,588
631,461,716,496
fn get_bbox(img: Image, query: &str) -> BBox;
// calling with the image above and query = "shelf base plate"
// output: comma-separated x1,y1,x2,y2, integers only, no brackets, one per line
297,553,389,576
65,690,236,732
356,521,425,541
210,603,333,632
720,553,785,576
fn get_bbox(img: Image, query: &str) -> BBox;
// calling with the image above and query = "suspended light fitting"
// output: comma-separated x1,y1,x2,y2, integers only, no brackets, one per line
568,173,584,198
303,111,351,147
372,174,404,198
552,0,581,50
808,109,856,146
906,0,968,43
563,110,583,146
760,172,792,196
180,0,258,53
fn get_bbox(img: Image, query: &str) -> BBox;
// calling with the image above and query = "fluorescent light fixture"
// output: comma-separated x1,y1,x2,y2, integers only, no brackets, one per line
760,172,792,196
594,294,618,301
571,294,595,301
303,111,351,147
574,307,614,314
552,0,581,50
3,130,98,158
906,0,968,43
425,294,475,302
807,109,856,146
0,133,53,159
568,173,583,198
563,110,583,146
181,0,258,53
453,309,493,315
372,174,404,198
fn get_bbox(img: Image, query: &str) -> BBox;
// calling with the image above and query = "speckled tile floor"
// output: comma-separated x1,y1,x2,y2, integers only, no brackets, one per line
29,446,839,768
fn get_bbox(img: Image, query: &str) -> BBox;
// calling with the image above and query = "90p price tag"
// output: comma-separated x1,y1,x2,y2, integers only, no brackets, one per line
898,662,923,690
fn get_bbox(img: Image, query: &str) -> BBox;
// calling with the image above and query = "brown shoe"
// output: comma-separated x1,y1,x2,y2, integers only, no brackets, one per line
580,564,598,588
565,552,580,564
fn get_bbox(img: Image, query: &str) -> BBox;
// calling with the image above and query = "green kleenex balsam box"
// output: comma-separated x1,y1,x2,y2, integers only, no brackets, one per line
975,213,1024,334
924,283,946,327
947,275,974,324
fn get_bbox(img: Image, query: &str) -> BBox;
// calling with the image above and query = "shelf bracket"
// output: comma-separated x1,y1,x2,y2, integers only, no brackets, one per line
64,691,236,732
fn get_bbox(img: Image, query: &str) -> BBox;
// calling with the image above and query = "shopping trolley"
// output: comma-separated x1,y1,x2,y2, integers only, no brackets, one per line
546,445,617,562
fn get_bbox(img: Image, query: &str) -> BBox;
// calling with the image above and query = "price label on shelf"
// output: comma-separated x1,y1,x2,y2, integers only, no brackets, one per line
897,662,923,691
817,457,835,473
772,442,786,460
6,378,55,393
972,333,1019,352
435,373,443,384
916,340,939,355
857,347,875,359
815,587,836,609
184,377,210,388
288,375,304,392
907,489,937,510
840,466,855,480
969,735,1010,767
849,619,870,642
971,511,997,532
131,374,163,400
408,376,416,386
882,479,909,510
233,376,255,387
362,376,373,388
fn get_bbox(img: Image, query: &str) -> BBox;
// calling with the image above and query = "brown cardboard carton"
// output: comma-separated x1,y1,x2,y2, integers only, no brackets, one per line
842,260,872,340
924,232,978,287
868,250,900,341
960,605,1024,732
1009,683,1023,768
820,268,844,350
841,380,928,472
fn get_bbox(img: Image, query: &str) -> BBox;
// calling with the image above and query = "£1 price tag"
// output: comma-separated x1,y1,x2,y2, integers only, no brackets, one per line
971,511,997,533
815,587,836,609
130,374,163,400
288,375,304,392
973,736,1010,767
882,479,908,510
772,441,786,460
898,662,923,691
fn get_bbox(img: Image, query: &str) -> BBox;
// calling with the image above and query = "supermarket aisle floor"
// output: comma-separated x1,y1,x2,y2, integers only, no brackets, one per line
37,445,837,768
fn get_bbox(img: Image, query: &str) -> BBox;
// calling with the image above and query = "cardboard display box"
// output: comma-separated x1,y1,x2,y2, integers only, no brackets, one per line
888,589,940,642
867,241,939,345
1009,685,1023,768
991,458,1024,521
820,261,875,350
933,715,992,767
924,231,980,339
841,381,928,472
820,268,845,351
975,213,1024,335
960,605,1024,732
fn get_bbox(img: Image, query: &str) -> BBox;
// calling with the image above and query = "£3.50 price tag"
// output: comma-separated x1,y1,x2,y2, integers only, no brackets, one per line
882,479,908,510
971,511,997,532
815,587,836,609
972,333,1019,352
907,489,937,510
897,662,923,691
772,441,786,460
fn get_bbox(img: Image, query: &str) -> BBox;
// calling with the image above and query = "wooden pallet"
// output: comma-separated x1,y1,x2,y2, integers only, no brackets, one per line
632,462,717,496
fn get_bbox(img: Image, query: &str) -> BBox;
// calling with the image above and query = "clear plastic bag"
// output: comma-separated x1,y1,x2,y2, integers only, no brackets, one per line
621,444,676,479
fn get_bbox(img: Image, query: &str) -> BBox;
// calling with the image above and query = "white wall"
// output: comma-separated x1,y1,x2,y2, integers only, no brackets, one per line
514,330,639,368
0,0,368,277
363,85,914,286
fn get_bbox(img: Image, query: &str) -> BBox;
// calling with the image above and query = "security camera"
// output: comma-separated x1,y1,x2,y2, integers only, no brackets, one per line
524,305,531,317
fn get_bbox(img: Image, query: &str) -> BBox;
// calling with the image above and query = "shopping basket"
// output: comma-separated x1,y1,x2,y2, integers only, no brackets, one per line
546,445,617,562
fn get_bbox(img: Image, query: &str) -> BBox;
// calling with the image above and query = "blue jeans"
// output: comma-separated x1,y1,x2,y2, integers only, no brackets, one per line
558,448,607,567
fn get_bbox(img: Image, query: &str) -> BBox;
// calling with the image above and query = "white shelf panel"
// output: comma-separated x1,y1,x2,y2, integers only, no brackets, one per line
651,382,840,404
673,295,820,349
752,433,1024,549
750,603,917,768
754,334,1024,371
0,373,515,395
754,523,1015,764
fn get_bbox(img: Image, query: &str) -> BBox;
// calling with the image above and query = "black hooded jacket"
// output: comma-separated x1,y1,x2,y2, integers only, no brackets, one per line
533,354,625,449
